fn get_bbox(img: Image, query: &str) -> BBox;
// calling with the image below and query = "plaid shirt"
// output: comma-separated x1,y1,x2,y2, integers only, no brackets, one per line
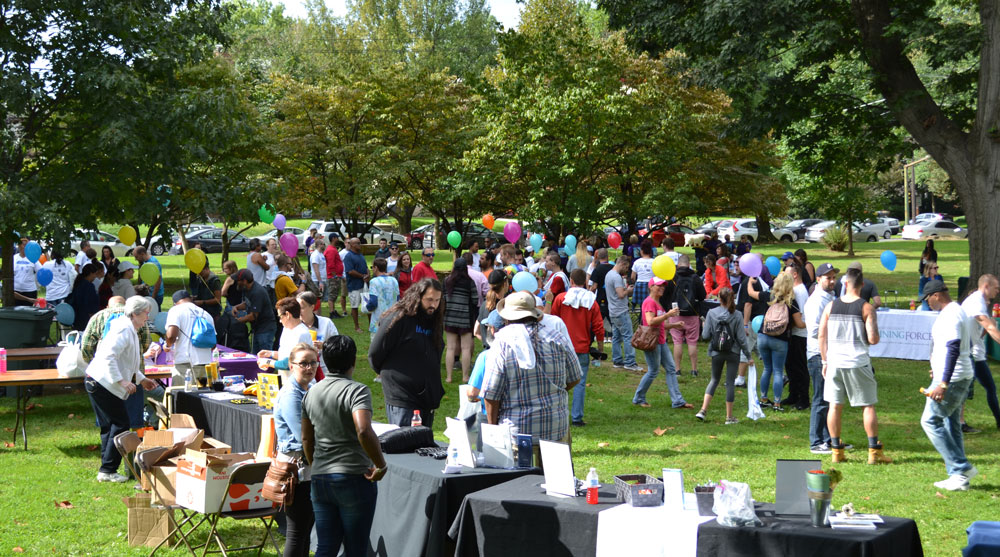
482,321,583,442
81,301,152,363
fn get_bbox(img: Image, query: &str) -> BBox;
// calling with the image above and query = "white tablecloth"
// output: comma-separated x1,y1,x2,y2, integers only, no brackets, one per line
596,495,714,557
869,308,937,361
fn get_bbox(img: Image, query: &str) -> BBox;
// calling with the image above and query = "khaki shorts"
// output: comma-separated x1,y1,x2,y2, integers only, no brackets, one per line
824,364,878,407
348,289,364,309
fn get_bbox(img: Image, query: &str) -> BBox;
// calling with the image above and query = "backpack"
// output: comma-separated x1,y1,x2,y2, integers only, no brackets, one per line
761,302,789,337
673,273,697,314
710,317,735,352
191,313,218,348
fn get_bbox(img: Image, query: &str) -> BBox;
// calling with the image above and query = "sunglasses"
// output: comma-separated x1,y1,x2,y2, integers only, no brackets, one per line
423,253,434,257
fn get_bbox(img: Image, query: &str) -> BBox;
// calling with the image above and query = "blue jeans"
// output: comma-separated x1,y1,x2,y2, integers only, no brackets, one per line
807,355,831,447
609,312,637,367
571,353,590,422
972,359,1000,426
921,377,973,476
251,327,276,355
758,334,788,401
633,342,686,407
311,473,377,557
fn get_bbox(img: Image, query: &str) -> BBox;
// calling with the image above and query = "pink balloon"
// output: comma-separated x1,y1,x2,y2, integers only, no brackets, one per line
503,222,522,244
279,232,298,257
273,213,286,230
738,252,762,278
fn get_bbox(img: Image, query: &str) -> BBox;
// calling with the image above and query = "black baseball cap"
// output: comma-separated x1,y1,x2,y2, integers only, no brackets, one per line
921,279,947,301
815,263,838,277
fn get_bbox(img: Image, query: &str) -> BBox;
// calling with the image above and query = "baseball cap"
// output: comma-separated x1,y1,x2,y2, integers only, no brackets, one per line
235,269,254,283
921,279,947,301
815,263,838,277
649,276,668,287
780,251,794,260
586,245,594,253
172,290,192,304
118,261,137,272
847,261,863,271
525,245,534,253
488,270,507,286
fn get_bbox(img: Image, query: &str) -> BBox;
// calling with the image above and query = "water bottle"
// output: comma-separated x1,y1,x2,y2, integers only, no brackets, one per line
586,467,599,504
212,347,220,363
411,410,423,427
0,347,6,374
449,446,459,466
185,369,194,392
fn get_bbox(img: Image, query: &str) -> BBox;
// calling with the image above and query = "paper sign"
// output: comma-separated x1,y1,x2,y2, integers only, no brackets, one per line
662,468,684,510
540,440,576,497
445,417,476,468
481,423,514,468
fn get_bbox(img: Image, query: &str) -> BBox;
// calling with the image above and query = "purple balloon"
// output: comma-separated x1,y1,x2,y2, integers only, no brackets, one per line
503,222,522,244
279,232,298,257
273,213,286,230
738,252,762,278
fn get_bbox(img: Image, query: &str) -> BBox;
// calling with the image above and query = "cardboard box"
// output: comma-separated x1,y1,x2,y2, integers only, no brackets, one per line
175,450,272,514
138,428,206,491
150,457,179,506
123,493,174,548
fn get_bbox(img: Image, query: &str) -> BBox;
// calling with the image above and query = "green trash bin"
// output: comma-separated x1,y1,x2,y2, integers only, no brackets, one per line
0,307,57,348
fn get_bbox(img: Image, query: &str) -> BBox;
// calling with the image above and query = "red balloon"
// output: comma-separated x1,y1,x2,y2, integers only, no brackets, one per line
607,232,622,249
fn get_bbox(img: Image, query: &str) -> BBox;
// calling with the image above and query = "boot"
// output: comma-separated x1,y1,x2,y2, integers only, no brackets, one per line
868,445,892,465
831,446,847,463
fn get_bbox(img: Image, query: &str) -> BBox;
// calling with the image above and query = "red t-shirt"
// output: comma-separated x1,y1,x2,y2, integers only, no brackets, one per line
641,297,666,344
548,274,566,296
411,261,437,284
324,245,343,278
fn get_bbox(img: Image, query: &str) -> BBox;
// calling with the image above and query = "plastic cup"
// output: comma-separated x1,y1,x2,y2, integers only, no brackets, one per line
310,330,317,341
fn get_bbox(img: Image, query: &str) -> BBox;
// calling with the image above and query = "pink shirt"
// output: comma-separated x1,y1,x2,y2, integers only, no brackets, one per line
641,297,666,344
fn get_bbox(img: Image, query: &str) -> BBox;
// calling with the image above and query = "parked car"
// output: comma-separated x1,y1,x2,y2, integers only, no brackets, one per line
911,212,949,224
664,224,698,247
407,224,434,249
901,220,968,240
805,221,880,243
876,217,900,235
171,228,251,254
252,227,306,252
70,229,131,258
695,220,726,235
716,219,759,242
771,219,823,242
303,220,407,246
455,223,503,249
858,220,892,240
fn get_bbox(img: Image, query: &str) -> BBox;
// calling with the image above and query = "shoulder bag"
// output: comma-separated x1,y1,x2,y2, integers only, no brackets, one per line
262,458,299,507
631,324,659,352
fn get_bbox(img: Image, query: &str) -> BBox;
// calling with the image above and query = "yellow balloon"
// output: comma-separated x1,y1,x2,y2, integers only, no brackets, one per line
652,254,676,281
184,248,207,274
139,262,160,285
118,225,137,246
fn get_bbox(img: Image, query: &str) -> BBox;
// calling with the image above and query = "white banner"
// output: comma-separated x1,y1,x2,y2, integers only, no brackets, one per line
869,309,937,361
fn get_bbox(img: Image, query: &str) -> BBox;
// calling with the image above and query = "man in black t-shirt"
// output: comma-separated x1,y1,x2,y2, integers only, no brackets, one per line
833,262,882,308
589,248,615,320
190,262,223,319
232,269,278,354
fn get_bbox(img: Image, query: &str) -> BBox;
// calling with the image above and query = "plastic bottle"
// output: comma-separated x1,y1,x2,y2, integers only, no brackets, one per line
586,467,600,504
212,347,220,363
185,369,194,392
0,347,6,374
909,299,916,311
449,446,459,466
411,410,423,427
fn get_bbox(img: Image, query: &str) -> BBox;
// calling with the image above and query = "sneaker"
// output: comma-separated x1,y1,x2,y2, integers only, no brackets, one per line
772,404,784,412
633,401,651,408
624,364,644,372
734,376,746,386
759,398,773,408
963,466,979,481
97,472,128,483
373,375,382,383
331,311,343,319
695,410,706,421
934,475,970,491
571,420,587,427
810,443,832,454
962,423,982,434
690,369,699,377
612,363,625,369
725,417,739,425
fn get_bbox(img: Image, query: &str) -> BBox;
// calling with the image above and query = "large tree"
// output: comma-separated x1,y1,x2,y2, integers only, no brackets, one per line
600,0,999,281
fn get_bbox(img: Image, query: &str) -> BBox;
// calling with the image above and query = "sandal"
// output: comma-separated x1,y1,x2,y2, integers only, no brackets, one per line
633,402,651,408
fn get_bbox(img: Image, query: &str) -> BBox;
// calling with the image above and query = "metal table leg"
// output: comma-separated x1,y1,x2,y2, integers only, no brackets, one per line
12,386,30,450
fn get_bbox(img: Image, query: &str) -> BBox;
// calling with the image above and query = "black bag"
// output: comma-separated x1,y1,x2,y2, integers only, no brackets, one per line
710,318,735,353
378,425,437,454
673,274,697,314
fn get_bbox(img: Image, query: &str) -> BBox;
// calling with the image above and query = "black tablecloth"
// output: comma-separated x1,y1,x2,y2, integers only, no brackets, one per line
448,474,620,557
696,503,923,557
369,451,539,557
174,390,271,454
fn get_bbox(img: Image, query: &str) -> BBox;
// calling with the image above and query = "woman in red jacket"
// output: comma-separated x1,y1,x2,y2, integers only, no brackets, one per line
703,254,731,297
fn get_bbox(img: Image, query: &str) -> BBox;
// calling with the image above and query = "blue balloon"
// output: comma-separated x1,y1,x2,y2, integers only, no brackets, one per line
512,271,537,293
54,303,75,326
36,267,53,286
564,234,577,253
751,315,764,333
880,250,897,272
152,312,168,335
765,256,781,277
529,233,544,252
25,241,42,263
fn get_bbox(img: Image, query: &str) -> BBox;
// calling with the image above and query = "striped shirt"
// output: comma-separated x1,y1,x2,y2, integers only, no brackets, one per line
481,322,583,442
826,298,869,368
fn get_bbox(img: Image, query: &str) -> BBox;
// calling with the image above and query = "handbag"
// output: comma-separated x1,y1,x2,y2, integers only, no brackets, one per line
631,325,659,352
57,332,87,378
261,458,298,507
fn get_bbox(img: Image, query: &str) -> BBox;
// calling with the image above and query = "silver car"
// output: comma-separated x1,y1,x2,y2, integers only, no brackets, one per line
901,220,967,240
805,221,880,243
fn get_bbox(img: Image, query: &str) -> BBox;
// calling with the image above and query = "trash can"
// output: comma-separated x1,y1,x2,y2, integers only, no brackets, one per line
0,306,57,397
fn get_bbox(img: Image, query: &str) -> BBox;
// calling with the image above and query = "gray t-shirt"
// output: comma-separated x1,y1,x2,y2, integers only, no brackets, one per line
302,375,374,475
605,271,629,316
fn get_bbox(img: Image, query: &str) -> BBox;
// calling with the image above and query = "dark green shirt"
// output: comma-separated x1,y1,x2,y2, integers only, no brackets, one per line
302,375,374,475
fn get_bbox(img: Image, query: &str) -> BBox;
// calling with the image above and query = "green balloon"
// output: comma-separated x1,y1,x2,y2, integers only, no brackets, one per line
258,204,275,224
447,230,462,249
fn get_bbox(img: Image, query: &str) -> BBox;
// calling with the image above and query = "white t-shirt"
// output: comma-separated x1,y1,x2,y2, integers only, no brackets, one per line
304,315,339,376
961,290,989,362
42,260,77,300
246,251,267,285
470,253,481,270
631,257,654,283
791,283,809,337
264,251,279,288
166,302,215,365
930,302,974,383
75,251,92,271
13,253,41,292
309,250,326,283
387,256,399,274
804,289,835,358
339,249,350,278
278,322,313,361
665,251,680,265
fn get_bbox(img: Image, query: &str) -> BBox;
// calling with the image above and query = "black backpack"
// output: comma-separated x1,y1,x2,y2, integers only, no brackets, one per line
673,274,697,314
711,318,735,352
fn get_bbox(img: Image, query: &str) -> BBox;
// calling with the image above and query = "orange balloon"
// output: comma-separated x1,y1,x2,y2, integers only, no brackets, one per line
38,254,48,265
482,214,495,230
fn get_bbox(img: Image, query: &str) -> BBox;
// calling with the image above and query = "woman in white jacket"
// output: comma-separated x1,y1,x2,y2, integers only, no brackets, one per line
84,296,158,482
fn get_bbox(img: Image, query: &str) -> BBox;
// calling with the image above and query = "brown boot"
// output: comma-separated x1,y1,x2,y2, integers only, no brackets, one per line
831,446,846,463
868,445,892,465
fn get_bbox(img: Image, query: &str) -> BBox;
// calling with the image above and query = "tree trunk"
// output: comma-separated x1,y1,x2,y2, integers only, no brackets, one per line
388,201,417,235
1,229,13,307
221,225,231,263
755,212,776,243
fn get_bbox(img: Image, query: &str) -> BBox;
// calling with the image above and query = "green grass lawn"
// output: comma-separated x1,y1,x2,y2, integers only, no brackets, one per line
6,236,992,555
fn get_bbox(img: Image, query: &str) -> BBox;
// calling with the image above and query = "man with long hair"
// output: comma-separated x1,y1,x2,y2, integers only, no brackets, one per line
369,278,446,428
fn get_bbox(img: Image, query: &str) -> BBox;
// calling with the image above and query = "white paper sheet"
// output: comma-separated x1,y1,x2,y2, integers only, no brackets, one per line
444,417,476,468
481,423,514,468
371,422,400,436
662,468,685,510
539,440,576,497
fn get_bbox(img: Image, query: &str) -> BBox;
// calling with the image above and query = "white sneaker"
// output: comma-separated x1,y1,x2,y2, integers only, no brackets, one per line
624,364,644,372
97,472,128,483
695,410,706,421
373,376,382,383
934,475,970,491
734,376,746,386
963,466,979,481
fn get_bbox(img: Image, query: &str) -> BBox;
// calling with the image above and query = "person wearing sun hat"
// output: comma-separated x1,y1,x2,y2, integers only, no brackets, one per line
631,276,690,409
481,291,582,466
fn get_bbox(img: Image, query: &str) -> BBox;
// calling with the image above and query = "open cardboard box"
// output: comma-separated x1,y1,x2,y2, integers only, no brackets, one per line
123,493,174,548
136,415,232,501
175,450,271,514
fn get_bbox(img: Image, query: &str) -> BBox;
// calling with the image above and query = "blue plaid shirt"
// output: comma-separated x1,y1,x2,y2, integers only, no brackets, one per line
481,321,582,442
